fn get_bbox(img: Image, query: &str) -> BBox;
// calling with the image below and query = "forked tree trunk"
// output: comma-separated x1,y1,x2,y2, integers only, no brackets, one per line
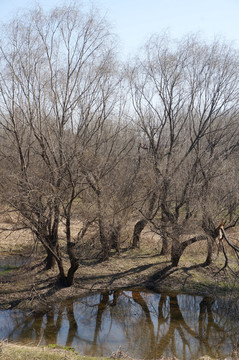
202,217,222,266
43,235,58,270
42,206,61,270
44,214,80,287
40,230,68,285
171,235,207,267
44,241,67,286
132,192,157,249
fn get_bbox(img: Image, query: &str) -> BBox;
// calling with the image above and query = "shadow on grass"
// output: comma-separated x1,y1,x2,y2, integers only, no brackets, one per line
145,261,210,289
74,259,171,293
0,252,223,311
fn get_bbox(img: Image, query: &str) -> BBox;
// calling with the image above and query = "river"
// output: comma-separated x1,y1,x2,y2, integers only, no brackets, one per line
0,289,238,359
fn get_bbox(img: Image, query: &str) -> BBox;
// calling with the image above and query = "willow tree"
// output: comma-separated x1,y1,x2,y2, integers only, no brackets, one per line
0,5,117,286
79,115,136,259
129,34,239,264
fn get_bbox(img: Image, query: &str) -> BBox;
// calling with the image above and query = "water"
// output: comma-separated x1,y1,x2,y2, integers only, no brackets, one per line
0,254,30,272
0,290,238,359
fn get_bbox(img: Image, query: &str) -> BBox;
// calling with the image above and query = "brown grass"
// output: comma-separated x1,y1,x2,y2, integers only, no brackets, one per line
0,342,221,360
0,342,110,360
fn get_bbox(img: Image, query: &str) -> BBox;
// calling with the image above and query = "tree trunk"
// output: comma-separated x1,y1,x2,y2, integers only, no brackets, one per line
43,236,58,270
160,230,169,255
42,230,67,285
110,225,120,254
132,192,157,249
66,240,79,287
100,235,110,259
171,238,183,267
66,259,79,286
65,216,79,287
45,247,57,269
98,218,110,260
96,194,110,260
42,207,60,270
56,257,67,287
202,216,221,266
171,235,207,267
132,219,147,248
160,206,173,255
204,237,213,266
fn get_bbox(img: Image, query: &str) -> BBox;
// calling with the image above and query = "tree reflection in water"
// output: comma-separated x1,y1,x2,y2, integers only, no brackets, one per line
0,290,238,359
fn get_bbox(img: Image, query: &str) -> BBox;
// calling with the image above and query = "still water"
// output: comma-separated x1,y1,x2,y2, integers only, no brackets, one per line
0,254,30,272
0,290,238,359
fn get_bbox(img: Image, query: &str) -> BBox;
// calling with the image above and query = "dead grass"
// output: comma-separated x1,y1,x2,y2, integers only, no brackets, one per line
0,342,222,360
0,342,110,360
0,210,33,254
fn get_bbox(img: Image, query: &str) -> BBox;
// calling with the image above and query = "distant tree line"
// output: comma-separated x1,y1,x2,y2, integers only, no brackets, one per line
0,5,239,286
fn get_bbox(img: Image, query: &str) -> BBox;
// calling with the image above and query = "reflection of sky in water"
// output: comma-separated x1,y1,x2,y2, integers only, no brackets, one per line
0,255,30,273
0,291,238,360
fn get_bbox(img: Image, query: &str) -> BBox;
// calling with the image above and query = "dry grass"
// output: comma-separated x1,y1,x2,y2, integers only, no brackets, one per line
0,342,109,360
0,210,33,253
0,342,222,360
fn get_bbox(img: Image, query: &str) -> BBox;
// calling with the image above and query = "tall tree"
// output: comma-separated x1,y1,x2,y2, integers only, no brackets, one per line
0,4,117,285
129,34,239,264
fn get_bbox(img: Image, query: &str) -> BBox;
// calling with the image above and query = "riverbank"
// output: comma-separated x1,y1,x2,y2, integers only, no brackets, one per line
1,214,239,312
0,342,229,360
1,237,239,360
0,342,108,360
0,241,238,312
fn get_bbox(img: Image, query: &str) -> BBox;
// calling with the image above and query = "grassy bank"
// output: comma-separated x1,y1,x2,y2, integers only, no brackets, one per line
0,342,110,360
0,237,239,312
0,342,222,360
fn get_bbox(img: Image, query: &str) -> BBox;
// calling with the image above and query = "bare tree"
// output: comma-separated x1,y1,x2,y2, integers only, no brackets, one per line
129,34,239,265
0,4,117,285
79,115,136,259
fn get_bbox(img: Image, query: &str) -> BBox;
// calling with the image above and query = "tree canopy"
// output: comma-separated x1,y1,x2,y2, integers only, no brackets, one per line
0,5,239,286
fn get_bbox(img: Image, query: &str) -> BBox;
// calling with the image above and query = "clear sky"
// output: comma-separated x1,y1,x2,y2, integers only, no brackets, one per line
1,0,239,58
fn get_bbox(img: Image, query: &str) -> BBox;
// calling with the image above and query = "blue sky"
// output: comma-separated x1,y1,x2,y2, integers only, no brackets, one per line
1,0,239,58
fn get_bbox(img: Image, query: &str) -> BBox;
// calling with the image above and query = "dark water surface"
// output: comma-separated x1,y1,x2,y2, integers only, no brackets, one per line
0,290,238,359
